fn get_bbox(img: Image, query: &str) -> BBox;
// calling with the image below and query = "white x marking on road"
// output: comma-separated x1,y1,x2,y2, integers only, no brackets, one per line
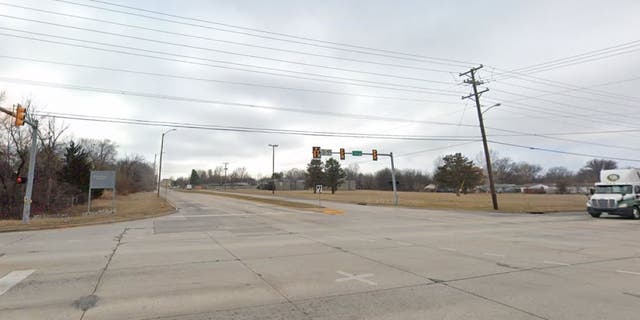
335,271,377,286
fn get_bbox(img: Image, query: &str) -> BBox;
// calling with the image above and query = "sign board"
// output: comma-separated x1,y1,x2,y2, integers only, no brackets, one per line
90,171,116,189
351,150,363,156
315,184,323,193
321,149,332,156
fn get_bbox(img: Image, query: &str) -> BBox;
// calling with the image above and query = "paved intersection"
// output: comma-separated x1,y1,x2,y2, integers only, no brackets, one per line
1,190,639,319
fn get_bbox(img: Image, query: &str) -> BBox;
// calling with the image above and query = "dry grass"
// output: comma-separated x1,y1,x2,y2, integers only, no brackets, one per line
230,189,588,213
0,192,174,232
187,190,321,210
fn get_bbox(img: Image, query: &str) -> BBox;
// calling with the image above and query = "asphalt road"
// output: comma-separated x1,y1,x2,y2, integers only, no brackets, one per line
1,190,639,319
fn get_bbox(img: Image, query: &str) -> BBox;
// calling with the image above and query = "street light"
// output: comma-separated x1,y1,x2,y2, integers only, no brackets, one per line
482,103,501,115
157,128,176,197
269,144,278,194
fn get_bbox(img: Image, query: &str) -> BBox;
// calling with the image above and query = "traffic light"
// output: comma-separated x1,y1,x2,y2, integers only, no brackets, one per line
14,105,26,127
312,146,321,159
16,176,27,184
339,148,345,160
372,149,378,161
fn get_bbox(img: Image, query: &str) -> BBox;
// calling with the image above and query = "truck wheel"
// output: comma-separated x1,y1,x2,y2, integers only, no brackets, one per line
633,206,640,220
589,213,601,218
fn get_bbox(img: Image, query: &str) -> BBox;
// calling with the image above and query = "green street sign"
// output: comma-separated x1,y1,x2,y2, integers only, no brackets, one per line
352,150,363,156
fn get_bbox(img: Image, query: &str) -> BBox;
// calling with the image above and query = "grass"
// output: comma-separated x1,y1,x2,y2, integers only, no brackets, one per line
0,192,174,232
227,189,588,213
186,190,321,210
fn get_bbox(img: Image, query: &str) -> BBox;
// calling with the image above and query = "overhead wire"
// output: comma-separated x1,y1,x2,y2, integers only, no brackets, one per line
0,14,455,85
0,2,456,74
0,30,464,97
50,0,474,68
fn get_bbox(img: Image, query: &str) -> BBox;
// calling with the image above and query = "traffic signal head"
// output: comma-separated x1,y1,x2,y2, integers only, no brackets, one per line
372,149,378,161
14,104,26,127
312,146,321,159
339,148,345,160
16,176,27,184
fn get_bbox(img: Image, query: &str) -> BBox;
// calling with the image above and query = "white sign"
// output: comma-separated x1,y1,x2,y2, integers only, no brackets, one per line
316,185,323,193
321,149,332,156
90,171,116,189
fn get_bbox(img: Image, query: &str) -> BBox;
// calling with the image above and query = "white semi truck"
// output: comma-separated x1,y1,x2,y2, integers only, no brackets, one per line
587,169,640,219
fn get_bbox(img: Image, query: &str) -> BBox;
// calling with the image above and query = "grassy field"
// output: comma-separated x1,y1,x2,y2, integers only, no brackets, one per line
229,189,588,213
0,192,174,232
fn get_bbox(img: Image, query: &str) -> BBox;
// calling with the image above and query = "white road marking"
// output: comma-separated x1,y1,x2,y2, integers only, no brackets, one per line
0,269,35,295
616,270,640,276
335,271,377,286
396,241,412,246
484,252,506,258
543,260,570,266
439,247,457,251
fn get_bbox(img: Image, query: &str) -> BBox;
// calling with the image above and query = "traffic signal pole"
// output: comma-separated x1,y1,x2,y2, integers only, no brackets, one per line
22,121,38,224
389,152,398,206
0,105,38,223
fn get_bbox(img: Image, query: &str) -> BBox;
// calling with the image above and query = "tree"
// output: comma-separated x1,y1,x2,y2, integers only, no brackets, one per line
324,158,346,194
544,166,574,182
189,169,201,185
433,153,483,193
510,162,543,185
80,138,117,170
59,140,92,194
116,156,154,194
305,159,323,192
577,159,617,182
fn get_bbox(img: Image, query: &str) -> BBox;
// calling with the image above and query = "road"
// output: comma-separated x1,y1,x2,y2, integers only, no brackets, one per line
1,190,639,319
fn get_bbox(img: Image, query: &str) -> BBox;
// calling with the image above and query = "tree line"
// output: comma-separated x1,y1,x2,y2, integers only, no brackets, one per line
1,96,156,219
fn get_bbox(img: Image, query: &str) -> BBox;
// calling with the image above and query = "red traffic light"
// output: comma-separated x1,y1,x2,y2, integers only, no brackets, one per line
312,146,321,159
339,148,345,160
14,105,26,127
16,176,27,184
372,149,378,161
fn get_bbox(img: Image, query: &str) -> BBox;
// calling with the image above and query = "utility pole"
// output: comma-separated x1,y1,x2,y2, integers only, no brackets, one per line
268,144,278,194
152,153,157,189
460,65,498,210
157,129,176,198
223,162,229,191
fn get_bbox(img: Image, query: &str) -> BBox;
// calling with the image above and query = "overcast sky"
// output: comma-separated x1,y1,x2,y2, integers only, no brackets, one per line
1,0,639,179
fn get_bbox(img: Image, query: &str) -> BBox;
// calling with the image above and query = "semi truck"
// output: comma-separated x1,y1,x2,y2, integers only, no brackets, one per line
587,169,640,219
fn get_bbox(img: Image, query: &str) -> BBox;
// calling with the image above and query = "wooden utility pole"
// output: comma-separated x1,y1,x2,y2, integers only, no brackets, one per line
460,65,498,210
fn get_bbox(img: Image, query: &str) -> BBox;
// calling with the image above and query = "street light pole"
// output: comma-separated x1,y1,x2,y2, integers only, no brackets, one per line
269,144,278,194
157,128,176,198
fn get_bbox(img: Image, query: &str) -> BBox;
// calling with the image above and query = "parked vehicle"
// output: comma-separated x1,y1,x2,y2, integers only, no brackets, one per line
587,169,640,219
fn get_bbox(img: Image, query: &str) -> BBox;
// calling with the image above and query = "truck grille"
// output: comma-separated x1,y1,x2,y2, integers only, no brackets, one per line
592,199,616,209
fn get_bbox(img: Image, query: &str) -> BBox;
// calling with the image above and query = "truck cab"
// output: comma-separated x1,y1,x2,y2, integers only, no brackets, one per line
587,169,640,219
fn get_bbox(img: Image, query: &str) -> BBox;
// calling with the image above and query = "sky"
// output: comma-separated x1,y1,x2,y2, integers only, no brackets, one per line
0,0,639,179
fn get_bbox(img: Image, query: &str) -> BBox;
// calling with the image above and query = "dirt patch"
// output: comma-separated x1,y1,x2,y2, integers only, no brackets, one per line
0,192,173,232
226,189,588,213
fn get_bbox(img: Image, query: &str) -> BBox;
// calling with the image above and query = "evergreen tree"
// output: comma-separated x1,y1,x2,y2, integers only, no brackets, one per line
324,158,346,194
59,140,92,193
189,169,201,185
434,153,483,193
305,159,324,192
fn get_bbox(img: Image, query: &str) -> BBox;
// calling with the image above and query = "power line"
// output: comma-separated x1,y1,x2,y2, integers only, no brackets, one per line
0,30,463,97
489,140,640,163
50,0,474,68
0,55,465,105
84,0,477,66
0,14,455,85
5,76,640,153
0,2,456,74
493,39,640,78
0,76,479,128
396,141,477,158
34,111,481,142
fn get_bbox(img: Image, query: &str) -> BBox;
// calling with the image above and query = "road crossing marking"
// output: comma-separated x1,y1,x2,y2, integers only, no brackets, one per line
543,260,570,266
0,269,35,295
616,270,640,276
483,252,506,257
335,271,377,286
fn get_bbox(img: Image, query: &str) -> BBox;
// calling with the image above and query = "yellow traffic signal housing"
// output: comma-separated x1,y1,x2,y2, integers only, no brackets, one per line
339,148,345,160
312,146,321,159
372,149,378,161
14,105,26,126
